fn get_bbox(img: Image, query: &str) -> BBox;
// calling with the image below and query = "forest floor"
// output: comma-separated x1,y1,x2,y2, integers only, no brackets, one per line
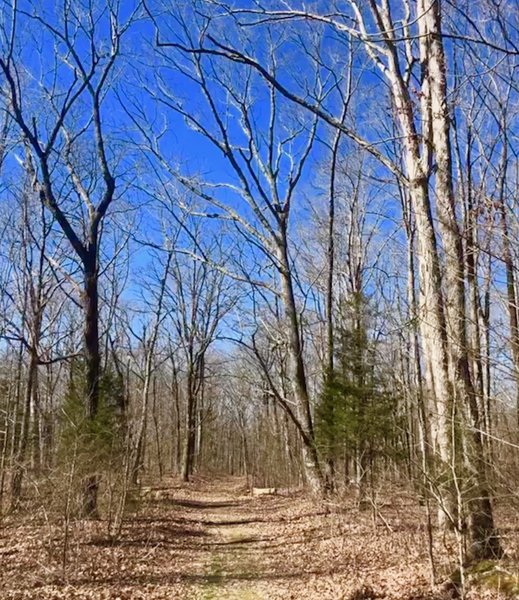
0,475,517,599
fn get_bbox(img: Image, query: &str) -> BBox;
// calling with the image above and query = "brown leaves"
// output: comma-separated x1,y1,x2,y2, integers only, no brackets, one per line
0,477,512,599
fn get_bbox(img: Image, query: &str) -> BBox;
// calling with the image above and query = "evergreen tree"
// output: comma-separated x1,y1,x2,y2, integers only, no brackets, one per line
317,293,399,495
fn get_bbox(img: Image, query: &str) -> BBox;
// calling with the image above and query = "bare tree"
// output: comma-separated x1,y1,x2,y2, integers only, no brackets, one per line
164,0,505,558
0,0,138,516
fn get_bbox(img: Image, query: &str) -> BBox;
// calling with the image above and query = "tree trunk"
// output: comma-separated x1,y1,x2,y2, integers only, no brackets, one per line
10,347,38,508
82,257,101,517
421,0,501,558
277,233,323,492
181,366,197,482
132,362,152,485
498,172,519,427
172,366,182,474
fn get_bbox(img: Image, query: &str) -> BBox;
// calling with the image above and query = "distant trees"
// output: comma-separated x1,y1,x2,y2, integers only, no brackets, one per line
165,229,235,482
149,0,512,560
135,7,328,490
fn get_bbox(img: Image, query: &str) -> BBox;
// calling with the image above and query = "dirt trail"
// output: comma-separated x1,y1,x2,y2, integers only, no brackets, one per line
1,476,448,599
134,477,439,600
176,478,277,599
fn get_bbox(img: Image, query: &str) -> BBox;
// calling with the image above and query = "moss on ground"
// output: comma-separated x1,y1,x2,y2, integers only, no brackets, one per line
449,561,519,598
201,526,261,599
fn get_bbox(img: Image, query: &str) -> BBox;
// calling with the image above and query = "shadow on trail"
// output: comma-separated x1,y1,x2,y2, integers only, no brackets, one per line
72,569,324,588
86,524,209,548
172,498,243,510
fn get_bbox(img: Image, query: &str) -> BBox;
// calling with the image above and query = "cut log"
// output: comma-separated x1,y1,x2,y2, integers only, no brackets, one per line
252,487,277,497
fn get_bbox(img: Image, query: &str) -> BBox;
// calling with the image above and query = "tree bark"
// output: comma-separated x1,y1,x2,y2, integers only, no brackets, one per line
82,254,101,517
277,232,323,492
181,362,197,482
420,0,501,558
10,347,38,507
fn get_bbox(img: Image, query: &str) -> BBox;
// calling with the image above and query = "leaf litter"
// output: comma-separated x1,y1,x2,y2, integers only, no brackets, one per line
0,476,517,599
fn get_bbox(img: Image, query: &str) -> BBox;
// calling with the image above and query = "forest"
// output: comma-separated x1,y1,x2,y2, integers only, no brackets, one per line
0,0,519,598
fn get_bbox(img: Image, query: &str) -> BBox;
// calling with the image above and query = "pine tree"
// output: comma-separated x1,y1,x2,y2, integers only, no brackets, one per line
317,293,399,497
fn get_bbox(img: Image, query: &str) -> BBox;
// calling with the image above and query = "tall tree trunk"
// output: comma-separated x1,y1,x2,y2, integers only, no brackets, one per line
10,347,38,508
82,256,101,517
323,119,344,493
181,365,197,482
423,0,501,559
496,144,519,428
277,232,323,492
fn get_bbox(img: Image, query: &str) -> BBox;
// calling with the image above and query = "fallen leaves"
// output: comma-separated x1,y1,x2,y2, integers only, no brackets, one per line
0,477,516,599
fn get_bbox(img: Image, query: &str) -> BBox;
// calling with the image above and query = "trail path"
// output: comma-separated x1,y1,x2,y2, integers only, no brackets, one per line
178,480,286,600
131,477,437,600
185,480,273,599
1,476,444,599
122,476,327,600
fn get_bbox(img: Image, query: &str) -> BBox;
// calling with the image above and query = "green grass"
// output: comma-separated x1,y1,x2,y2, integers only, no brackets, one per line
200,527,261,599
